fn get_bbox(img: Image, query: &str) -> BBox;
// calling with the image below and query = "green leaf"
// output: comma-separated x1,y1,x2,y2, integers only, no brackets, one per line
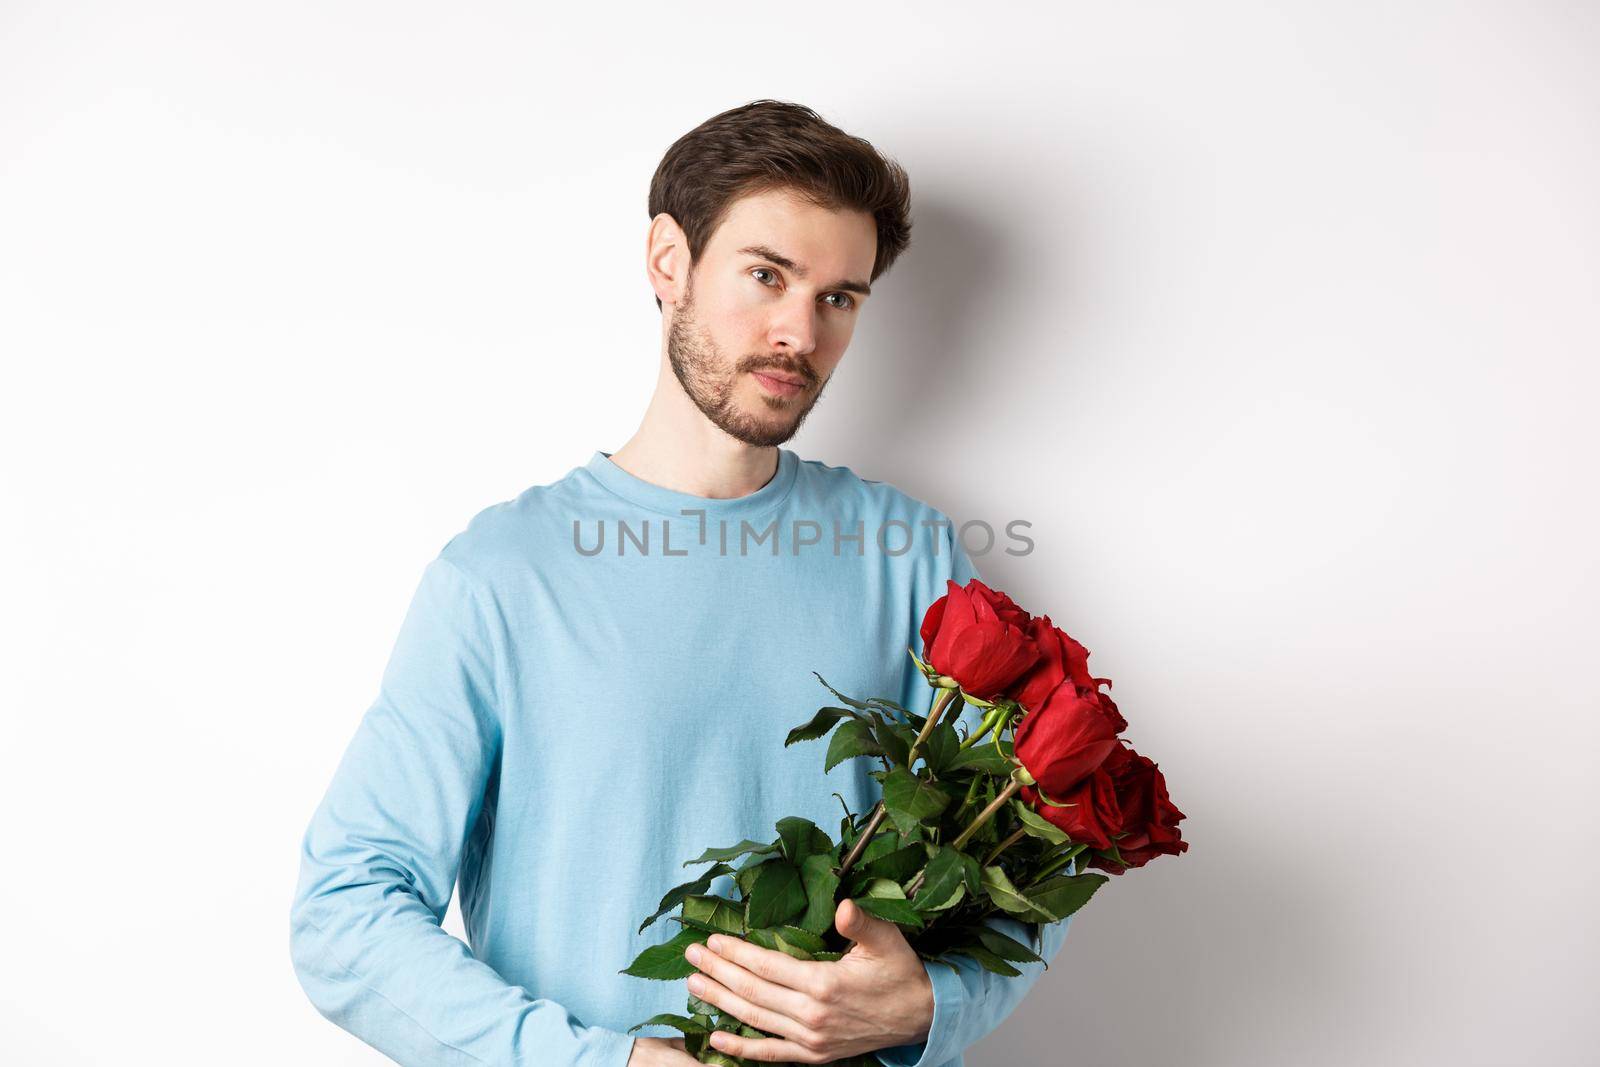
874,720,914,767
918,878,966,913
745,860,808,929
798,852,841,935
883,804,922,836
853,830,903,867
683,839,781,867
626,1013,711,1035
771,928,819,960
680,894,746,935
857,841,926,885
976,926,1045,965
944,747,1014,775
962,944,1023,977
621,926,712,980
744,926,782,952
776,817,833,864
670,914,730,936
812,672,872,710
909,847,966,913
940,739,1017,771
922,721,962,774
1024,872,1109,922
775,925,828,954
785,706,854,745
863,877,907,899
733,855,767,898
637,863,734,933
1095,841,1130,869
958,851,983,897
980,865,1050,922
825,719,884,772
1010,799,1071,845
851,895,926,929
881,767,952,823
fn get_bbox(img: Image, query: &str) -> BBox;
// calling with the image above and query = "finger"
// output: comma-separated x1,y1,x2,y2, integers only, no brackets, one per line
704,933,832,1002
688,938,823,1026
836,897,901,949
704,1027,824,1064
685,967,819,1047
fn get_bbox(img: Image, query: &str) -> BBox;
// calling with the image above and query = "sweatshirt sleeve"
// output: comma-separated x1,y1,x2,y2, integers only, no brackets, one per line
876,522,1075,1067
288,554,636,1067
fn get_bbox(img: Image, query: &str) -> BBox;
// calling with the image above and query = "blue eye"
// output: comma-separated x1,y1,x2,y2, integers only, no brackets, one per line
752,268,778,285
824,293,855,311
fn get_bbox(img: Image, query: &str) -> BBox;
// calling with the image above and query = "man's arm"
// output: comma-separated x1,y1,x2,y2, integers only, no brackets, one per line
874,520,1076,1067
289,554,635,1067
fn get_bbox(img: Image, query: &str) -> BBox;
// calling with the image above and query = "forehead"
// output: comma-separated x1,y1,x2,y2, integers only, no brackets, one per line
703,187,878,281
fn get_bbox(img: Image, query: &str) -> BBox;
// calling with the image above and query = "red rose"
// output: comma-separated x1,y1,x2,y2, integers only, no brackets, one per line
1020,766,1122,850
918,579,1039,698
1011,679,1122,797
919,578,1032,651
968,579,1032,631
1090,687,1128,735
1087,742,1188,875
1008,616,1096,713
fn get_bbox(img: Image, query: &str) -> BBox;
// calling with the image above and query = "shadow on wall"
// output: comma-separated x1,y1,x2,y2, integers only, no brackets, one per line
819,193,1018,488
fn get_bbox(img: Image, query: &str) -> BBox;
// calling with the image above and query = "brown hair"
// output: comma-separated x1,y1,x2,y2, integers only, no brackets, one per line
647,99,913,311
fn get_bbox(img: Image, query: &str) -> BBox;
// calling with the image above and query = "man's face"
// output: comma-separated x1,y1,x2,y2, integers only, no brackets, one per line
666,187,877,447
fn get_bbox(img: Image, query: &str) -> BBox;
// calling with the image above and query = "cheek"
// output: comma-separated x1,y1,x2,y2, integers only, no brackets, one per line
815,320,856,367
715,304,768,348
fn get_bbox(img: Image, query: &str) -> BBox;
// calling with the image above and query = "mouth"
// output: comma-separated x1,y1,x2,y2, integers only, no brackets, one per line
750,369,807,398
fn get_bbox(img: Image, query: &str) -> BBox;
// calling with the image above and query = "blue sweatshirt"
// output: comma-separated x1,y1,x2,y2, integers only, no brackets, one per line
289,448,1073,1067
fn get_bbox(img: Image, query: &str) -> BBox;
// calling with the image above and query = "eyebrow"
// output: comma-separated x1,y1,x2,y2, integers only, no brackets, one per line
736,244,873,297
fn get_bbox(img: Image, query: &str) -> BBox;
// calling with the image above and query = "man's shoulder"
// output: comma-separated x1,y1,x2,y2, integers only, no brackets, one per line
431,460,596,579
793,452,957,527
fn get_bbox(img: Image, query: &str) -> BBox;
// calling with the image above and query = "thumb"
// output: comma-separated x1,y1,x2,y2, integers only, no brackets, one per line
835,897,897,950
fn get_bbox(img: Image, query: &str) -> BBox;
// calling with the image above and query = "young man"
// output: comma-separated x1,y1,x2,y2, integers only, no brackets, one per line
290,99,1074,1067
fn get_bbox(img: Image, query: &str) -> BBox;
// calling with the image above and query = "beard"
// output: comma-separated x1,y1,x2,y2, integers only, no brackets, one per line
666,277,828,448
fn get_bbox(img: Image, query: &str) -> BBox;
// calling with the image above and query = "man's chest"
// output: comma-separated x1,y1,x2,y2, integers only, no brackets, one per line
499,553,920,768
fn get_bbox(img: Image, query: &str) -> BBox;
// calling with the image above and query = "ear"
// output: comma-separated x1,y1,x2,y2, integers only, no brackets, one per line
646,212,690,309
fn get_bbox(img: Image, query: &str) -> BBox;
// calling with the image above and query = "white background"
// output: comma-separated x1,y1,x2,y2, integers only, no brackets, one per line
3,2,1596,1064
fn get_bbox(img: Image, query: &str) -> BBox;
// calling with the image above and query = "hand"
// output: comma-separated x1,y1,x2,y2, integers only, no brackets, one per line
681,898,935,1063
628,1035,701,1065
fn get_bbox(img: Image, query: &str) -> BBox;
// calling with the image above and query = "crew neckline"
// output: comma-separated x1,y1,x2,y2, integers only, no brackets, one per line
583,448,800,518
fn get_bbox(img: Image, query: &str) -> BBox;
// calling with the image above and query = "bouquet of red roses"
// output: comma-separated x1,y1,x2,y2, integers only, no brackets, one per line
623,578,1187,1065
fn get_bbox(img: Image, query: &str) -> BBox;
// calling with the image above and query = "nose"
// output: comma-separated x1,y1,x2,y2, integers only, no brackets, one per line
766,296,818,357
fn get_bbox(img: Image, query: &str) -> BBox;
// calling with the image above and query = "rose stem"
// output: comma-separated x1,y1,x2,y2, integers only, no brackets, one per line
981,826,1028,866
951,777,1023,851
1024,846,1085,888
905,776,1024,898
958,705,1009,750
837,686,961,880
